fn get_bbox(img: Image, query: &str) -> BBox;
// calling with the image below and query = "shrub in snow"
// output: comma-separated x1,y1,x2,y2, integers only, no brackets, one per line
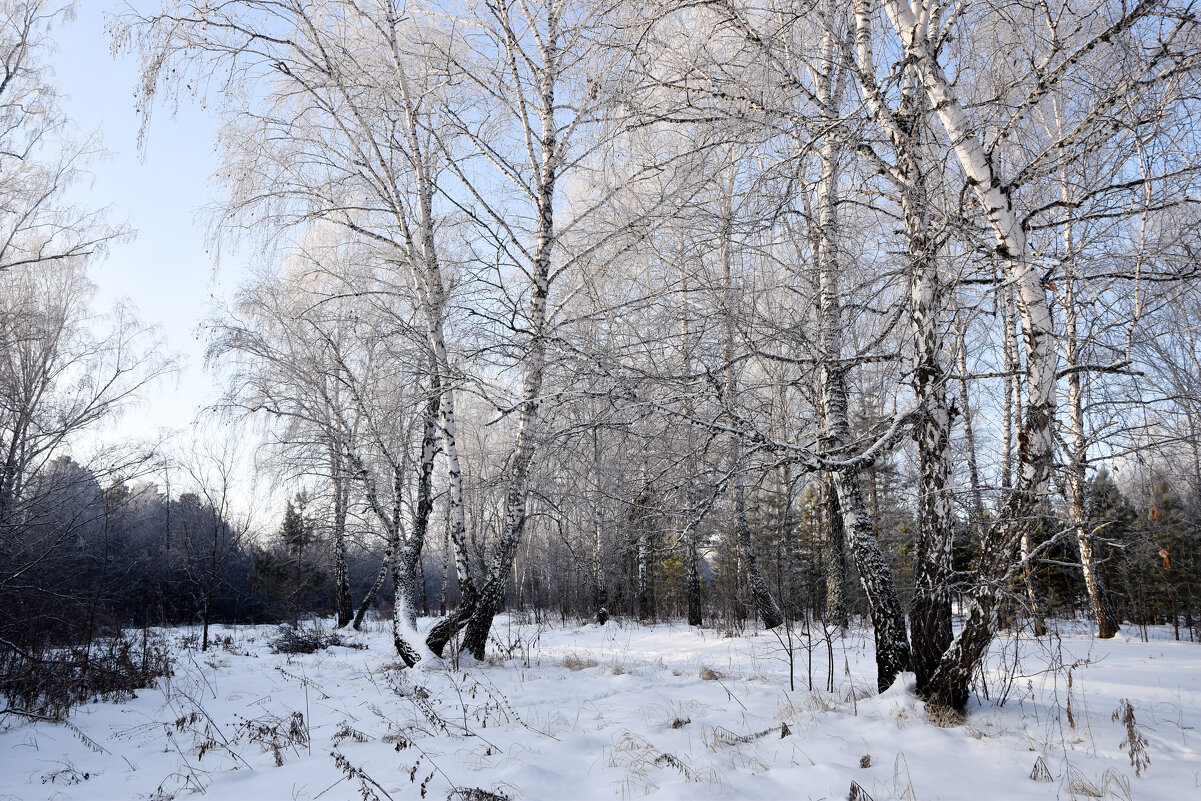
0,630,173,721
267,624,364,654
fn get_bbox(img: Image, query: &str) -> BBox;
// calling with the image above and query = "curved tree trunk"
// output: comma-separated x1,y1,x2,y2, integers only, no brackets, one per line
391,385,442,665
352,554,388,631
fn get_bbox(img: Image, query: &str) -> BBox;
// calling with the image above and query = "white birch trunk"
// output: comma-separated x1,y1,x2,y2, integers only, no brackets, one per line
459,1,561,658
881,0,1061,709
814,16,910,689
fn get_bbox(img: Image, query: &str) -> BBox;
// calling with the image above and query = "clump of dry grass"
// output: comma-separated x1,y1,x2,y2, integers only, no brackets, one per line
925,703,966,728
698,665,723,681
0,630,173,721
561,653,598,671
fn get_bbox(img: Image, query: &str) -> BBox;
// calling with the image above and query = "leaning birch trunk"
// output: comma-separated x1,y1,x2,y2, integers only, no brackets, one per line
881,0,1061,710
345,454,423,665
353,555,389,631
421,337,479,656
823,473,849,629
417,353,477,653
391,384,442,665
459,291,549,658
812,21,911,690
332,400,428,665
451,1,567,660
391,22,481,649
457,95,555,659
364,35,479,658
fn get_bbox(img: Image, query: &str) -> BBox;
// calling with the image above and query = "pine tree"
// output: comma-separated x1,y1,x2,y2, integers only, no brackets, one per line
1086,469,1137,630
253,495,327,626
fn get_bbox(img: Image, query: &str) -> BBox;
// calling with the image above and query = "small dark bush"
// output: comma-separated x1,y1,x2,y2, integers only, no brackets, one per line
268,624,365,654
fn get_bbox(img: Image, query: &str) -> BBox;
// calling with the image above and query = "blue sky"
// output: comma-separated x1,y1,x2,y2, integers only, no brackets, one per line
54,3,242,443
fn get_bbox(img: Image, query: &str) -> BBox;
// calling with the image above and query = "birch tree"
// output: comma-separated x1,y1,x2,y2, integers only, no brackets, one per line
864,0,1201,709
421,0,668,658
119,0,482,658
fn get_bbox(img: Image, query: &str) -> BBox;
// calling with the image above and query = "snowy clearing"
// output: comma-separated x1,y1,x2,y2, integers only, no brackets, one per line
1,617,1198,801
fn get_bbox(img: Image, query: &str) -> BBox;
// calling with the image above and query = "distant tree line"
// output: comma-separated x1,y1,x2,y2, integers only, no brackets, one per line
0,457,394,654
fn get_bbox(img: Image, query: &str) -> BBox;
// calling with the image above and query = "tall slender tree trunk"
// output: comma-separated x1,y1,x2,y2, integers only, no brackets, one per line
720,201,784,631
812,18,910,689
686,524,703,626
637,502,652,622
898,100,956,696
329,450,353,628
1002,287,1048,637
1062,215,1119,638
375,45,478,658
677,257,704,627
591,428,608,623
954,313,987,546
1001,287,1018,501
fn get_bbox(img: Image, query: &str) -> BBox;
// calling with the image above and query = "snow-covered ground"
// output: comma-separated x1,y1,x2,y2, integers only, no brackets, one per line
1,616,1197,800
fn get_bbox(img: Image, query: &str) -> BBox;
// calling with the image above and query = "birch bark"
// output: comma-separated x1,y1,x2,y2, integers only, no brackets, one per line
456,0,562,659
1061,209,1120,639
850,3,955,693
880,0,1061,709
812,14,911,690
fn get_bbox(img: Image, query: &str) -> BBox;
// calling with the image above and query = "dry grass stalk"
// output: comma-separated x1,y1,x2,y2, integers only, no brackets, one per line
1111,699,1151,777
